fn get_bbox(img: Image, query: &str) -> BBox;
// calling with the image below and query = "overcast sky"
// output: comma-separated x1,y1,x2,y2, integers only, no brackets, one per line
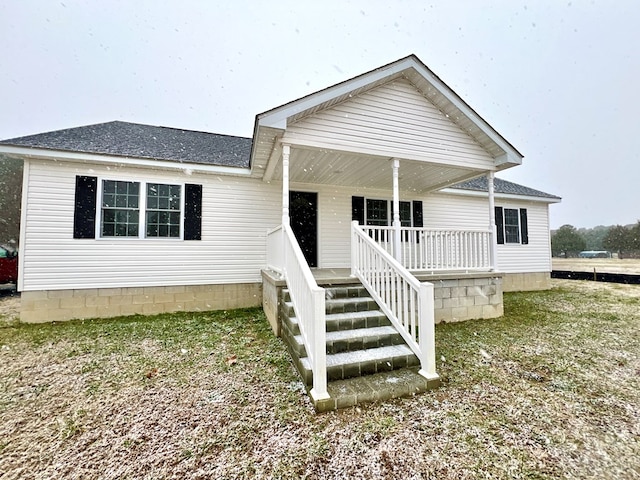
1,1,639,229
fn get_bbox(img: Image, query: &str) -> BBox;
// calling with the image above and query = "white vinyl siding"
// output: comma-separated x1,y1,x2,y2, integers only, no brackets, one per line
21,160,552,291
286,78,494,169
21,160,281,291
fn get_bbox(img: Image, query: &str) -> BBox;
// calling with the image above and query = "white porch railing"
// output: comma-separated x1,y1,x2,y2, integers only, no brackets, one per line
362,226,492,272
351,222,439,381
267,223,329,401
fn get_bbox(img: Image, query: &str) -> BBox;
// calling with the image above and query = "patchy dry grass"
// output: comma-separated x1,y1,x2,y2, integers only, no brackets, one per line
1,280,639,479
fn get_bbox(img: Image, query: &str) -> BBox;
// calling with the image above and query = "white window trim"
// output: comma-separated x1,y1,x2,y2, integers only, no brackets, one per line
499,206,523,245
95,178,185,240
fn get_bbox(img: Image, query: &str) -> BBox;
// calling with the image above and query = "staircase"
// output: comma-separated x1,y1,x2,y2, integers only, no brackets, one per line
280,282,439,412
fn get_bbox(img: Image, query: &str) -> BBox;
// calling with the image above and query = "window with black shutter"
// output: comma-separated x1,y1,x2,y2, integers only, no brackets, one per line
73,176,202,240
495,206,528,245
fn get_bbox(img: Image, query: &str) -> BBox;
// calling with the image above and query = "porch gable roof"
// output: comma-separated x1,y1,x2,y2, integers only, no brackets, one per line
251,54,523,176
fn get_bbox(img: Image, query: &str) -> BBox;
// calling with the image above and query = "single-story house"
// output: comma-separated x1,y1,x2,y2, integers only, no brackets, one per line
0,55,560,410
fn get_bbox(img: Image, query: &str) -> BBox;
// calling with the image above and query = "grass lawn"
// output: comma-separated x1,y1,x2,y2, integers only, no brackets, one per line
1,280,639,479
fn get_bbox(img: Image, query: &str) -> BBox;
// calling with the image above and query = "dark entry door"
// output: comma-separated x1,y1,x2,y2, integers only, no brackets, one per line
289,191,318,267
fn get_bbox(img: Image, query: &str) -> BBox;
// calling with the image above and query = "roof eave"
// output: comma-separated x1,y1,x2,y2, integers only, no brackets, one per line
0,145,252,176
441,186,561,204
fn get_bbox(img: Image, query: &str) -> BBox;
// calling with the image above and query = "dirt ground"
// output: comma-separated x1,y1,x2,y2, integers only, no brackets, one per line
552,258,640,274
0,288,19,324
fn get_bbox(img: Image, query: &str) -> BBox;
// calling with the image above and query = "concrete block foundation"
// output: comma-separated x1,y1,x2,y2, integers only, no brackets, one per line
20,283,262,323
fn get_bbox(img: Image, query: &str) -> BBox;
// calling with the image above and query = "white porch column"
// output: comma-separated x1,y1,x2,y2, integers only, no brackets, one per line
282,144,291,226
392,158,401,261
488,171,498,271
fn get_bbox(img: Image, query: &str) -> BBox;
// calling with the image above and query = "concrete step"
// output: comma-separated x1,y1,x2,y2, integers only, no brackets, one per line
324,285,368,299
300,344,419,384
325,296,379,314
282,308,390,337
291,325,404,356
280,295,379,319
315,367,440,412
281,285,367,303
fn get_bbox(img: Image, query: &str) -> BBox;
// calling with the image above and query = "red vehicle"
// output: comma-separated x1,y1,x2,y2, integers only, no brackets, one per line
0,245,18,284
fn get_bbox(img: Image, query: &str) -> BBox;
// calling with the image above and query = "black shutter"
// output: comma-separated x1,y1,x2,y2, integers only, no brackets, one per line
412,201,423,228
494,206,504,245
352,196,365,224
73,176,97,239
520,208,529,245
184,184,202,240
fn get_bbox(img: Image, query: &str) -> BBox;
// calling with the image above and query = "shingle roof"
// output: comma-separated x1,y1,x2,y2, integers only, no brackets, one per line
0,121,252,168
450,176,561,200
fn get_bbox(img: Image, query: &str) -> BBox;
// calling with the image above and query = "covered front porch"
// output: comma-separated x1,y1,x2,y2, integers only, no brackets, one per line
252,56,522,409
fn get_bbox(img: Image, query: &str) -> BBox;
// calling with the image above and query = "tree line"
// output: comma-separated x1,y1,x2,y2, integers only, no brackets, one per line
0,155,23,247
551,222,640,258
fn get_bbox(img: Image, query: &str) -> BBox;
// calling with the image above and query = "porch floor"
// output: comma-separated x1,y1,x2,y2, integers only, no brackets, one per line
309,268,500,285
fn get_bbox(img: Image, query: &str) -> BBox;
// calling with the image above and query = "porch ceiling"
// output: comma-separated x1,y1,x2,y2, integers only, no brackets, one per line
271,146,485,194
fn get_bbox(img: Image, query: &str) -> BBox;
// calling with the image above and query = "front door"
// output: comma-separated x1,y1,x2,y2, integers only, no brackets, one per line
289,191,318,267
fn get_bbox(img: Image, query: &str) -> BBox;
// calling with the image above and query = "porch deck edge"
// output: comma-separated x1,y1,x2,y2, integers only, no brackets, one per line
261,268,503,287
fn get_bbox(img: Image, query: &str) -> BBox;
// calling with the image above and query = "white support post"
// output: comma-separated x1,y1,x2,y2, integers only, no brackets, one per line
487,171,498,271
392,158,401,262
418,282,439,381
282,144,291,226
309,288,329,401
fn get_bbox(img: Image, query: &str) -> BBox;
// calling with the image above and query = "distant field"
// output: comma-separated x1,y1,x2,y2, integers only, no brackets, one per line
553,258,640,274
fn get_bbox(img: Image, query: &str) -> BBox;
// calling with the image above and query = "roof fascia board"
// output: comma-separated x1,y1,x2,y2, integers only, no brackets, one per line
0,145,252,176
439,186,561,204
495,152,522,167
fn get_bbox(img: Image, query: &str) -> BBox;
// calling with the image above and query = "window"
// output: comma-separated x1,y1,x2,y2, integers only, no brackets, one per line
146,183,181,238
101,180,140,237
397,201,412,227
503,208,520,243
73,176,202,241
100,180,179,238
366,199,389,226
495,207,528,245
